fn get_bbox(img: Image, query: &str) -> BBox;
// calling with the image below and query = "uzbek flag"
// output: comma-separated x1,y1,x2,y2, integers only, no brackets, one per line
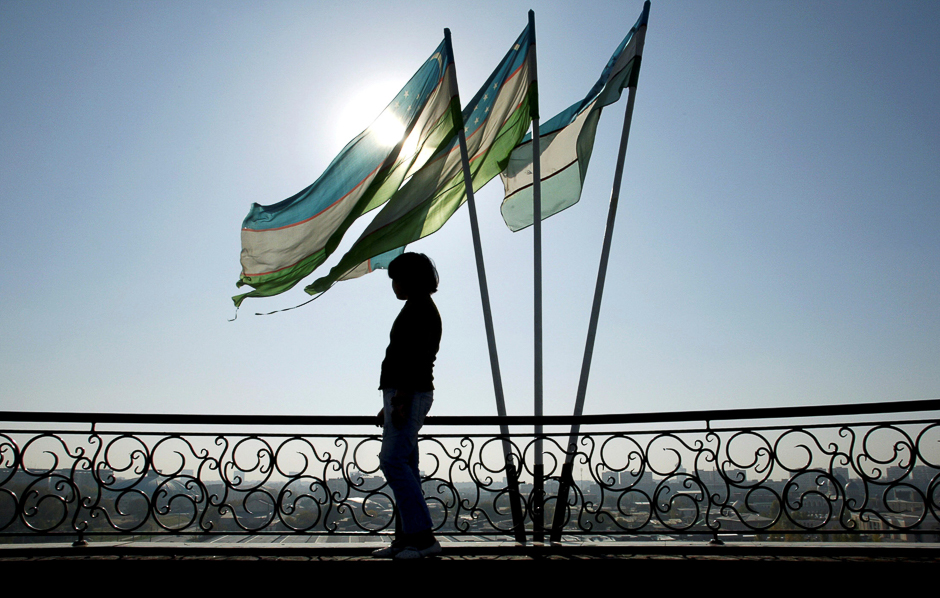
305,23,537,294
234,40,460,307
499,5,648,232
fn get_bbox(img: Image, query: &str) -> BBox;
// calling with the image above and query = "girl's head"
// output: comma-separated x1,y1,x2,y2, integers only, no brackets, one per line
388,252,438,297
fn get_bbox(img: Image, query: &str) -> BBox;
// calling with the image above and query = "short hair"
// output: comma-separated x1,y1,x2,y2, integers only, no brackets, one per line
388,252,438,295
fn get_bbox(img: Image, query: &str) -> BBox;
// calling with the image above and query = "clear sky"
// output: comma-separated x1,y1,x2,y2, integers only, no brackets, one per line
1,0,938,418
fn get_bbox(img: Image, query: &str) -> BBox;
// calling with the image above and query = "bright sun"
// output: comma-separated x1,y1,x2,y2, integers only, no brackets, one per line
334,79,409,148
369,111,406,146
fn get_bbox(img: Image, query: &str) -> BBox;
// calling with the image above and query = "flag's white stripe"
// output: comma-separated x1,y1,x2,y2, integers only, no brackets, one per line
500,99,596,200
338,260,371,282
239,182,372,275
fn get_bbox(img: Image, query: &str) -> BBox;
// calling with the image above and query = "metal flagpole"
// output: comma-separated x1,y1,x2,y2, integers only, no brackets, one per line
445,28,526,545
550,1,649,543
527,9,545,543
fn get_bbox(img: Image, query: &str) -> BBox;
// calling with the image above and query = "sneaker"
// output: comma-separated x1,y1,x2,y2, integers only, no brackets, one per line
371,542,405,558
393,540,442,560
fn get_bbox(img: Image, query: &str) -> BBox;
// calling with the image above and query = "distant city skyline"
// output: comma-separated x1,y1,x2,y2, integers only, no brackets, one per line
1,1,938,418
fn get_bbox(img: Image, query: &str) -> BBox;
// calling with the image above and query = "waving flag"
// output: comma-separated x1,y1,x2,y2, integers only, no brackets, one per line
305,24,537,295
234,40,460,307
499,9,648,232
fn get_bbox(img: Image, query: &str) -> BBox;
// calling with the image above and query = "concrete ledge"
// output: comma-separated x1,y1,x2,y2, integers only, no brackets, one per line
2,540,938,561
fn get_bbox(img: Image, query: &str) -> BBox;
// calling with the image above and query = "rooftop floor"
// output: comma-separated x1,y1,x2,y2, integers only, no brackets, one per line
3,540,935,593
4,539,937,562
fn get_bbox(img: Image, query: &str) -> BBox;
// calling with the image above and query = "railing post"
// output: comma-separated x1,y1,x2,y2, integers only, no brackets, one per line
505,455,527,545
550,460,575,543
70,420,95,548
704,418,724,545
532,462,544,543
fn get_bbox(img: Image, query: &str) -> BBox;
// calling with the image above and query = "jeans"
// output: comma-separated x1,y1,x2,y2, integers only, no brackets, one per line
379,389,433,536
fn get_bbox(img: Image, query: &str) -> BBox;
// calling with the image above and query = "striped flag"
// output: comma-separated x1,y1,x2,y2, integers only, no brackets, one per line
499,9,648,232
305,23,537,295
234,40,460,307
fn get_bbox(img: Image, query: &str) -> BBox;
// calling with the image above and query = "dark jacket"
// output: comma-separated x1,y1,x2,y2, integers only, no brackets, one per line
379,294,441,393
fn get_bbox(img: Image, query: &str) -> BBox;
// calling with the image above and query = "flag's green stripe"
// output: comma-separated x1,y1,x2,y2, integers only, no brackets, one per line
233,247,327,307
305,90,534,296
595,56,638,108
464,90,536,198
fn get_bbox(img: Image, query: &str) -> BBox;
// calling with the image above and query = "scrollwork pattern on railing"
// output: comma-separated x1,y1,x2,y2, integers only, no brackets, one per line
546,420,939,538
0,412,938,539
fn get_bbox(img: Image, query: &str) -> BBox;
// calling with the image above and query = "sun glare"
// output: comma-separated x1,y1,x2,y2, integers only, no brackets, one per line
370,111,406,147
334,79,409,148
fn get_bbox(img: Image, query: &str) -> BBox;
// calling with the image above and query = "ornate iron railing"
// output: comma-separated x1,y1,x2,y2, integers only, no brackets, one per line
0,399,938,543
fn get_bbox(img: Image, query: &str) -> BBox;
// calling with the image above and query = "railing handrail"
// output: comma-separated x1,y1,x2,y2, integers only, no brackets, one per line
0,397,937,427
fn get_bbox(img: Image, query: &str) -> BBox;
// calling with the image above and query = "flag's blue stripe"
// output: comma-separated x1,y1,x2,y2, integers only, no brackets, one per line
462,24,533,132
242,42,453,232
368,246,406,272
